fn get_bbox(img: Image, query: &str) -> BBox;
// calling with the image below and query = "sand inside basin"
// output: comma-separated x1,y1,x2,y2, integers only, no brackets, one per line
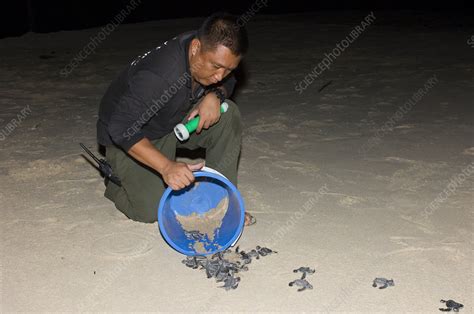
176,196,229,243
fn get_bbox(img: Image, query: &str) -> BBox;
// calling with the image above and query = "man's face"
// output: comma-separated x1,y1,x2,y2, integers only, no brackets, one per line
189,39,241,86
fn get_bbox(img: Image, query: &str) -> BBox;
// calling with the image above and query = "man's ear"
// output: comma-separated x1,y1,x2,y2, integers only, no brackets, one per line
191,38,201,55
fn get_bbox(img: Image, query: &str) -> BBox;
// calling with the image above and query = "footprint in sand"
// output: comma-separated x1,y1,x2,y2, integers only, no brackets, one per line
92,232,154,258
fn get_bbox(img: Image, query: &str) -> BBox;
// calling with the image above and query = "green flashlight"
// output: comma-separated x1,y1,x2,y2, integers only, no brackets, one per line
174,102,229,141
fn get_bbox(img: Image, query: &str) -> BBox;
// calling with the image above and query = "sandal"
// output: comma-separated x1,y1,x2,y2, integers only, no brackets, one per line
244,212,256,226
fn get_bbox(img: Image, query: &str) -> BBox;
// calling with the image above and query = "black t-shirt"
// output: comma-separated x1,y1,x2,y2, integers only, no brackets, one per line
96,30,236,151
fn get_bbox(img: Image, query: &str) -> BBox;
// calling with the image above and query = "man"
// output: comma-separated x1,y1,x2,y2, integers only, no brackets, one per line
96,13,256,226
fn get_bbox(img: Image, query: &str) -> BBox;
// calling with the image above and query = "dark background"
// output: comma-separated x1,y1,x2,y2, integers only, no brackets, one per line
0,0,472,39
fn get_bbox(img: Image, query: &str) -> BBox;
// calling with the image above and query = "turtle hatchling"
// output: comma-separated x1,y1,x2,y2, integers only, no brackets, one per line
372,277,395,289
289,278,313,292
293,267,315,279
182,256,205,269
184,230,206,241
256,245,277,256
247,249,260,259
182,245,275,291
220,275,240,290
439,299,463,312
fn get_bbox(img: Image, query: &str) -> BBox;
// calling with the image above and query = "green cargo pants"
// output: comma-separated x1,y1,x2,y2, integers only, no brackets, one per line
103,99,242,223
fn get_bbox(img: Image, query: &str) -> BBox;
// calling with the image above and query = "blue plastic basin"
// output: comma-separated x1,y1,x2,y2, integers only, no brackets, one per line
157,168,245,256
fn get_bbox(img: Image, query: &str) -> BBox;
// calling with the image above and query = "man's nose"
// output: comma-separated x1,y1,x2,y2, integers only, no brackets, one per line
214,69,226,82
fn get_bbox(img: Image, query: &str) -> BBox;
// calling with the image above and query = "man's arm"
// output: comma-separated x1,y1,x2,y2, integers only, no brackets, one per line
186,73,237,133
107,70,202,190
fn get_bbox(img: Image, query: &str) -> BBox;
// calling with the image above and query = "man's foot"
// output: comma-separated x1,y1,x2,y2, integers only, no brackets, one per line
244,212,256,226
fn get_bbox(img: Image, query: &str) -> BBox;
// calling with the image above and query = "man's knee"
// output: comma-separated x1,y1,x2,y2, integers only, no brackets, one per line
135,211,157,223
127,199,159,223
124,184,162,223
113,182,161,223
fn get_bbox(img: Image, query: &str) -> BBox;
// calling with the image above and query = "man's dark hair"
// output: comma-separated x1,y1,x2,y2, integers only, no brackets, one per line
197,12,248,56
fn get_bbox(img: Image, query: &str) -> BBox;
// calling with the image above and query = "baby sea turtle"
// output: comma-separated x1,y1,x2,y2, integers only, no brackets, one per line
212,251,224,260
220,275,240,290
256,245,277,256
238,263,249,271
289,278,313,292
439,299,463,312
202,260,220,278
184,230,206,241
293,267,315,279
219,260,239,275
215,270,231,283
203,256,241,282
372,278,395,289
247,249,260,259
182,245,275,291
182,256,206,269
236,247,253,264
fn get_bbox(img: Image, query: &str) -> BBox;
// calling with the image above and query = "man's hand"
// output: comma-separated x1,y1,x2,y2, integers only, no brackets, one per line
128,138,204,191
161,161,204,190
187,92,221,133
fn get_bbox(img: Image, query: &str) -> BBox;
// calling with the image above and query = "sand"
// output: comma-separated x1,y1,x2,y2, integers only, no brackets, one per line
1,11,473,312
192,241,207,255
176,196,228,254
176,196,228,242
